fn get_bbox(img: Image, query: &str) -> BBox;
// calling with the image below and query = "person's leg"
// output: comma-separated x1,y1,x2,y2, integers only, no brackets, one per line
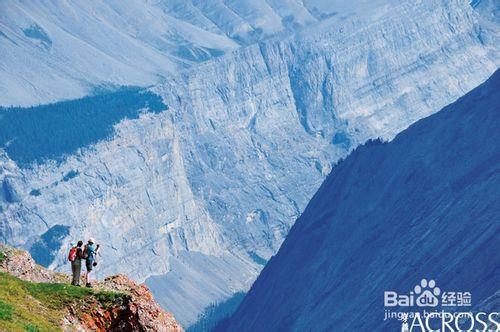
84,261,88,285
86,270,92,287
85,260,93,287
74,260,81,286
71,261,77,285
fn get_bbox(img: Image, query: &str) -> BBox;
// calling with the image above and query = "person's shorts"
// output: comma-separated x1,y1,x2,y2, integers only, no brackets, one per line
86,260,93,271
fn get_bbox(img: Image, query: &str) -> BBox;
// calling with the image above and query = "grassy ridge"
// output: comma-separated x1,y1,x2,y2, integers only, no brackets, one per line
0,272,125,332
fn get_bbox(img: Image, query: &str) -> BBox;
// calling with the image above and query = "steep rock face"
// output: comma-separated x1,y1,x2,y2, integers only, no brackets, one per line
223,70,500,331
0,0,395,107
0,244,182,331
0,0,498,326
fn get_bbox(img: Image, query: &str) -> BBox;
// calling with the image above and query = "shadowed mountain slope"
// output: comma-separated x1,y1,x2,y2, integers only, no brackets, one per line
223,70,500,331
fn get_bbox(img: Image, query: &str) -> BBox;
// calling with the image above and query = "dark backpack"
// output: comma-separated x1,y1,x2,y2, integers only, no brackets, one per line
83,244,95,260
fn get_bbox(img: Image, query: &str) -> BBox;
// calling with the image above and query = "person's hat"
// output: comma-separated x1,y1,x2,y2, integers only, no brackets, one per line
88,237,95,244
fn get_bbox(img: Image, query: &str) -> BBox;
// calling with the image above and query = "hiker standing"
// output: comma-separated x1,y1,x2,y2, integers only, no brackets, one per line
83,238,100,288
68,241,84,286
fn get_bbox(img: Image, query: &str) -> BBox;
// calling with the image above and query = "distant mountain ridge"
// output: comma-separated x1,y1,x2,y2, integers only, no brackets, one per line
0,0,401,107
222,69,500,331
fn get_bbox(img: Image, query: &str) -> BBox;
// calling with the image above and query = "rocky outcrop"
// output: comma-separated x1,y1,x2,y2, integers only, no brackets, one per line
0,244,183,331
96,275,183,332
0,244,67,283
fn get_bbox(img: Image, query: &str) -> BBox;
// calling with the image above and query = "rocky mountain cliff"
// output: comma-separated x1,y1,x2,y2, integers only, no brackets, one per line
0,244,182,331
0,0,398,107
221,69,500,331
0,0,498,326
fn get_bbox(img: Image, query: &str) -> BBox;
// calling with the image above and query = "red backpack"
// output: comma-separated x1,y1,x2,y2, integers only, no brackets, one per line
68,247,77,262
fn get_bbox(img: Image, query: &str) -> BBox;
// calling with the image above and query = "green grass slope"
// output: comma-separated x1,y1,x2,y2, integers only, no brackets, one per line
0,270,125,331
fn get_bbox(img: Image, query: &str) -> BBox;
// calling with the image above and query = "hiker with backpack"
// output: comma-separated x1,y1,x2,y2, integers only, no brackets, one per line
83,238,100,288
68,240,84,286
